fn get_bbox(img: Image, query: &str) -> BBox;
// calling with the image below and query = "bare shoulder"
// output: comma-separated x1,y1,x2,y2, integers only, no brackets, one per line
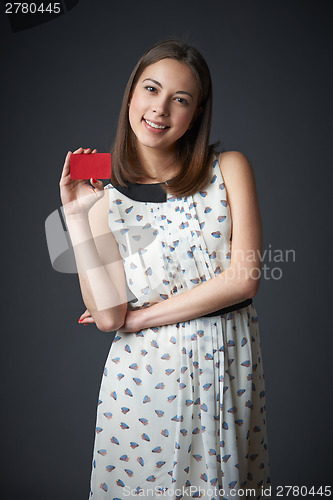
218,151,255,181
218,151,257,197
217,150,260,219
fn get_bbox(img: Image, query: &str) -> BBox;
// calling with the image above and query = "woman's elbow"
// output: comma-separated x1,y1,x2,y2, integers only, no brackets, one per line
95,306,127,333
96,320,117,333
243,274,261,299
96,319,124,333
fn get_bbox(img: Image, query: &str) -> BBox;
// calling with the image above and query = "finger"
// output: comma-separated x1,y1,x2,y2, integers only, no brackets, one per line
90,178,104,193
82,148,98,154
73,147,84,154
60,150,72,181
79,309,91,320
79,317,95,325
61,147,84,182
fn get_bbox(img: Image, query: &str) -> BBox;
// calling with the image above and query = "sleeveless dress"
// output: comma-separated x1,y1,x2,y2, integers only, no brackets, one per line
89,154,271,499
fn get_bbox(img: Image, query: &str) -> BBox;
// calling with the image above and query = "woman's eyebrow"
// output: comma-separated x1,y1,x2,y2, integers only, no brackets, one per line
142,78,162,88
142,78,193,99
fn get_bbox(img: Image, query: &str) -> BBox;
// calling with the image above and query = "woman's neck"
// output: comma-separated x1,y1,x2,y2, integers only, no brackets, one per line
136,146,181,183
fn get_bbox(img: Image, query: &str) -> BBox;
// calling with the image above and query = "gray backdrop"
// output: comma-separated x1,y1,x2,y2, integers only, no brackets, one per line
1,0,332,498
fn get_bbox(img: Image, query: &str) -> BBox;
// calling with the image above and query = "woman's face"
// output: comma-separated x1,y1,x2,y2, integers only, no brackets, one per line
128,58,200,155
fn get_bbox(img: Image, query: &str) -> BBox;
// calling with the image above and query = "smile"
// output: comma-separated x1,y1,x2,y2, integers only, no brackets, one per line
143,118,169,130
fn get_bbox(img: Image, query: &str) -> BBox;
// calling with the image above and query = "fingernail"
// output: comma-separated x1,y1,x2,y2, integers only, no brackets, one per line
78,319,83,323
92,178,97,183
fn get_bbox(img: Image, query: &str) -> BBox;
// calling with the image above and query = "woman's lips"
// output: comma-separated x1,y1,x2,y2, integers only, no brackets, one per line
143,118,170,132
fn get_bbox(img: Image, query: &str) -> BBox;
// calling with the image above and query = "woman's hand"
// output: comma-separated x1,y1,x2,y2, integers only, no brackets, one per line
78,308,146,333
78,308,95,326
59,147,105,216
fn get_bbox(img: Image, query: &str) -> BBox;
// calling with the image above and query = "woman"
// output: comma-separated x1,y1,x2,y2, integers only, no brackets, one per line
60,40,271,499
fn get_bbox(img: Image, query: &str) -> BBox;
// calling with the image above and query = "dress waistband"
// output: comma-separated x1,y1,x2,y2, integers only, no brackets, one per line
201,298,253,318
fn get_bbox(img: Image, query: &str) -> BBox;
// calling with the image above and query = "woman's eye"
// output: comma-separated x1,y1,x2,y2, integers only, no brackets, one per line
145,86,156,92
175,97,188,105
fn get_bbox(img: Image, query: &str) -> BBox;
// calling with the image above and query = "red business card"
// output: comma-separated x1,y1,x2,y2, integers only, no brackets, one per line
70,153,111,179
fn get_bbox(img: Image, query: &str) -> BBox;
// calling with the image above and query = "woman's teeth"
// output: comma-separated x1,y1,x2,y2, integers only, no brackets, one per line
144,119,168,130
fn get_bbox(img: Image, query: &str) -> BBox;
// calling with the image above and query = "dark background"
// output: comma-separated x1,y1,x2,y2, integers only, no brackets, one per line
1,0,332,498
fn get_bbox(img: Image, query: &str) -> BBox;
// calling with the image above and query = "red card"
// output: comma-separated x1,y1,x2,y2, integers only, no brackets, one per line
70,153,111,179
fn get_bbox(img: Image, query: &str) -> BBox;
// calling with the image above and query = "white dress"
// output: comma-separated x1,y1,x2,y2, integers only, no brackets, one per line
89,154,271,499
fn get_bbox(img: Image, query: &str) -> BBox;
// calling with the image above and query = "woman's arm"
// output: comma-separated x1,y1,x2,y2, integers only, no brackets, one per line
60,148,127,332
120,150,262,332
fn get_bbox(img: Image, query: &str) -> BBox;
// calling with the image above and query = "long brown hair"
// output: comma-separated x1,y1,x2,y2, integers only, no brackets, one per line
110,39,219,197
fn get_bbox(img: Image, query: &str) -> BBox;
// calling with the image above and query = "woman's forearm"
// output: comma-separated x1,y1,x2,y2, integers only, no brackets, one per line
64,212,127,332
139,265,259,330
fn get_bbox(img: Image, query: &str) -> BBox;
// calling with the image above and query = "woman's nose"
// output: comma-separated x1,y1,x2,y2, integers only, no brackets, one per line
152,97,170,116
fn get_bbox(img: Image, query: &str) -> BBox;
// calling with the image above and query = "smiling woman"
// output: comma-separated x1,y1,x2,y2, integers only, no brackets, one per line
59,38,271,499
111,40,216,195
127,58,200,181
